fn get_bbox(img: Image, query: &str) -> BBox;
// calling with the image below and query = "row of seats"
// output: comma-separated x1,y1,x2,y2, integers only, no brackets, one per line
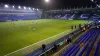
49,14,75,20
94,41,100,56
48,14,100,20
86,32,99,56
62,29,100,56
0,15,40,22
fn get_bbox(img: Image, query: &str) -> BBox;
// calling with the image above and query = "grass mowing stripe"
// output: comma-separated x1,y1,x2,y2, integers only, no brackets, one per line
4,30,72,56
0,19,88,56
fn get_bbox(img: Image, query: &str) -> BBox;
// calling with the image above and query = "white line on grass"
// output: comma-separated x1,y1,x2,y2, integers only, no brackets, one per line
5,30,73,56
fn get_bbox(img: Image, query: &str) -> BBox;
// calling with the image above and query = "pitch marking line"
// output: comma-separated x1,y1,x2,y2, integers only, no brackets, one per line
5,30,73,56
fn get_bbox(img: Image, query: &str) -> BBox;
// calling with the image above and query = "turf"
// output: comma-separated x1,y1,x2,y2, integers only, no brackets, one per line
0,19,88,56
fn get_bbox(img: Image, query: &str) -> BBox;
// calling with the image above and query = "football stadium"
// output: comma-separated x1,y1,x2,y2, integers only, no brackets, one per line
0,0,100,56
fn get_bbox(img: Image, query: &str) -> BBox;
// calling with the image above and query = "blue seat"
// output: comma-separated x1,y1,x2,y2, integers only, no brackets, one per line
78,43,88,56
72,47,80,56
86,41,95,56
0,14,40,22
66,44,79,56
86,30,100,56
94,41,100,56
78,30,91,43
83,31,95,43
62,45,75,56
62,29,100,56
79,30,92,43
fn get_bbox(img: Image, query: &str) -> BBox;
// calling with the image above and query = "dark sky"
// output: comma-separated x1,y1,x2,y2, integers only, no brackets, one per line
0,0,96,9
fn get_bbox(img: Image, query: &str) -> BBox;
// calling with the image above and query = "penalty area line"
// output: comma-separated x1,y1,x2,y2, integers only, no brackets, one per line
4,30,71,56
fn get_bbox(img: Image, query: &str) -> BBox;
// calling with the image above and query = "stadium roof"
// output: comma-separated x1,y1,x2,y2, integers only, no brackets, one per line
0,0,97,9
0,4,41,12
46,8,100,13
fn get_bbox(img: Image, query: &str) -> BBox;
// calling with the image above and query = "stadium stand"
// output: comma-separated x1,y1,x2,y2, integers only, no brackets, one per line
45,8,100,20
62,28,100,56
0,4,42,22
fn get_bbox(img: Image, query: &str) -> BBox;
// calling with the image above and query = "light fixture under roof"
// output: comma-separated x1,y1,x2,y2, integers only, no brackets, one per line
18,6,21,9
12,5,15,8
4,4,9,8
24,6,26,9
91,0,94,2
45,0,50,3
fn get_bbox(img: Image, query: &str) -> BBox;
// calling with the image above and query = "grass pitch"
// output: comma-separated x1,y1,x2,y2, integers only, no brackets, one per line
0,19,88,56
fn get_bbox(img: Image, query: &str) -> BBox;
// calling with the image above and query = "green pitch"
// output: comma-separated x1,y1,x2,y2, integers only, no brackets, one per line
0,19,88,56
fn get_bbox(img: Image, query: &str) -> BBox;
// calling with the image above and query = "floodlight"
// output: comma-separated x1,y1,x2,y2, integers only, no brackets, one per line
4,4,9,8
18,6,21,9
45,0,50,3
24,6,26,9
91,0,94,2
12,6,15,8
99,21,100,22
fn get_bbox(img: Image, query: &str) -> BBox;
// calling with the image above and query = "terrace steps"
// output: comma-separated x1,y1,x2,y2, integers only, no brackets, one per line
62,29,100,56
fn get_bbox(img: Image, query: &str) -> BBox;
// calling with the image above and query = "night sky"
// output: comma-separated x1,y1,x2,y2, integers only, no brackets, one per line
0,0,96,9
